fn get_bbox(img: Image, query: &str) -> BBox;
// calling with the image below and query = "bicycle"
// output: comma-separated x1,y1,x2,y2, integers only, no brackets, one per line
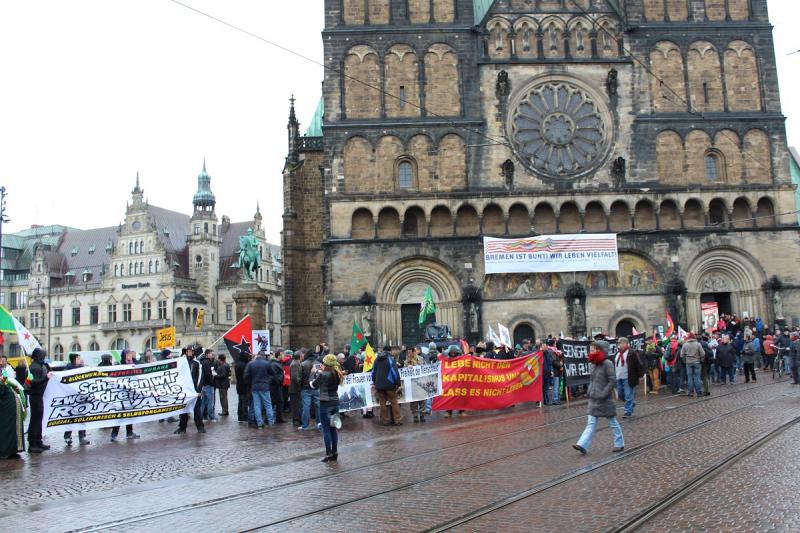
773,347,787,380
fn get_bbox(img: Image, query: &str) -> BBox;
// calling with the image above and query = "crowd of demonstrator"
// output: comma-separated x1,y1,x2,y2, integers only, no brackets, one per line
1,313,798,461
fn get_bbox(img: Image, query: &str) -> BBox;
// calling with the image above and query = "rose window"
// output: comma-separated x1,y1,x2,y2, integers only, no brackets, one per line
509,80,610,179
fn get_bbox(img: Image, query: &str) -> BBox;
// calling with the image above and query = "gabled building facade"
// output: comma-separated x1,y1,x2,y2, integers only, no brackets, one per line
1,166,282,358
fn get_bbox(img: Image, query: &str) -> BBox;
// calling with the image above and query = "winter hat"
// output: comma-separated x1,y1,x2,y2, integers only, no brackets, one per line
446,345,462,356
322,354,338,367
32,347,46,361
161,348,172,358
428,342,437,351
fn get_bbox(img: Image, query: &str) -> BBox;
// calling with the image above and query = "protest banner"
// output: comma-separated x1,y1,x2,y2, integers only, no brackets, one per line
157,326,175,350
432,354,543,411
483,234,619,274
252,330,271,354
561,334,646,388
701,302,719,333
42,358,199,434
337,363,442,412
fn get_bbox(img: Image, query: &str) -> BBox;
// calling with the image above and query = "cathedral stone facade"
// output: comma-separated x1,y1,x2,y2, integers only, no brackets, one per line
282,0,800,349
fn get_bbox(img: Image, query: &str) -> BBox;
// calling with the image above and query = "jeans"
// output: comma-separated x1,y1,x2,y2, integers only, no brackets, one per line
576,415,624,451
551,376,561,404
670,365,684,393
301,389,320,429
686,363,702,395
318,402,339,455
201,385,217,420
785,355,794,377
251,389,275,427
616,378,635,416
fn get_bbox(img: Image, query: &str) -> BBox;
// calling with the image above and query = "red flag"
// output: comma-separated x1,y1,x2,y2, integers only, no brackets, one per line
665,311,675,338
223,315,253,362
632,326,639,336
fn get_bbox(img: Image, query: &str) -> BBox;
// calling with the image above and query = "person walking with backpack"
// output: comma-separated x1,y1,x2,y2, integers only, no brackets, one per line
573,342,624,455
371,346,402,426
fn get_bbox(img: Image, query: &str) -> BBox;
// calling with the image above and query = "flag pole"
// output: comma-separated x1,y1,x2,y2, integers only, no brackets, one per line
208,314,250,351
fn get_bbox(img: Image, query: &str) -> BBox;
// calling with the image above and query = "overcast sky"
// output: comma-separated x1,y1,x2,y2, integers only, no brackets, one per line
1,0,798,244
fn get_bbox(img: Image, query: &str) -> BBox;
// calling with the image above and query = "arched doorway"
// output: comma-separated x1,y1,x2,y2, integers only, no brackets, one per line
375,257,462,347
685,247,765,330
513,323,535,346
615,319,636,338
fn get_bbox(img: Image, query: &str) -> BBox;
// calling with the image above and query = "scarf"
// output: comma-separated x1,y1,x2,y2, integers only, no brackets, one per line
616,348,627,367
588,351,606,366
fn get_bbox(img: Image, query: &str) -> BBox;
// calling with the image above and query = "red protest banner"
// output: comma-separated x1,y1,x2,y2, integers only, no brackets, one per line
432,354,544,411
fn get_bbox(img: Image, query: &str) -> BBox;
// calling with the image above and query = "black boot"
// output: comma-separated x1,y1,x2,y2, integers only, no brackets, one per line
330,446,338,461
321,448,332,462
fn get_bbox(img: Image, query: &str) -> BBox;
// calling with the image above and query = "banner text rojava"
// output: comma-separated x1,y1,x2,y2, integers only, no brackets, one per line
432,354,543,411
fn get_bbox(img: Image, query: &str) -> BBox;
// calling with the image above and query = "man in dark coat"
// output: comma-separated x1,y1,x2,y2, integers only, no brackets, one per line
235,352,250,422
371,347,402,425
288,351,303,426
26,348,51,453
268,354,287,423
716,335,736,384
213,354,231,416
175,346,206,434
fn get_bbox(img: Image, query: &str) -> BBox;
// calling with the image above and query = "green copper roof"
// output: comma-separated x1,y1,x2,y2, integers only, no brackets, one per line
193,160,216,206
473,0,494,24
305,96,324,137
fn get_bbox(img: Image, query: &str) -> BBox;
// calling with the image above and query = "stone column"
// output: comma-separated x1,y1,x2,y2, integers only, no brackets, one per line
234,283,268,331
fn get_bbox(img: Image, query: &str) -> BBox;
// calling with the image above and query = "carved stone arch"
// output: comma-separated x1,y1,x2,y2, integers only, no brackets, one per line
343,0,365,25
432,0,455,24
377,207,402,239
506,315,547,344
683,197,706,229
714,129,742,183
656,130,685,185
724,40,761,112
533,202,557,234
367,0,390,25
659,199,681,230
609,200,632,232
344,44,381,118
406,134,433,190
513,16,539,58
705,0,727,21
731,196,753,229
487,17,512,60
375,256,463,345
686,129,713,183
594,16,619,57
685,246,767,329
455,203,480,236
567,16,592,58
507,203,530,235
634,199,657,231
755,196,777,226
385,43,420,119
407,0,430,24
376,135,405,191
558,201,582,233
424,43,461,117
429,205,453,237
584,200,608,233
743,129,771,184
650,41,686,113
687,40,723,112
343,136,374,193
402,205,426,238
540,16,567,58
608,310,648,338
482,203,506,235
351,208,375,239
437,133,467,191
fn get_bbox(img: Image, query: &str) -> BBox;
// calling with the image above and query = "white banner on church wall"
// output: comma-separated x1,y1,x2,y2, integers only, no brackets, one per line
483,234,620,274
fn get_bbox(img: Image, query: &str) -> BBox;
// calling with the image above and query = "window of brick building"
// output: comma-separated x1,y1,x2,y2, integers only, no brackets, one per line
53,308,62,327
72,307,81,326
107,304,117,323
158,300,167,320
123,303,132,322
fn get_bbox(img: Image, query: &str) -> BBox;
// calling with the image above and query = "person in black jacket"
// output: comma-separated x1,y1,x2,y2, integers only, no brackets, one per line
715,335,736,384
235,352,250,422
267,355,287,423
299,351,321,430
213,354,231,416
26,348,51,454
199,349,217,422
311,354,343,462
175,346,206,434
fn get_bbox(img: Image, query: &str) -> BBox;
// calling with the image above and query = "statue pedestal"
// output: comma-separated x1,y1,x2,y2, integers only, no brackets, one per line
234,284,268,330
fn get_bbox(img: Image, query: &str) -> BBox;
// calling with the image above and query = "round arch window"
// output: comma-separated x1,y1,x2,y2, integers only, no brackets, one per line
615,319,636,338
110,338,129,351
513,323,535,347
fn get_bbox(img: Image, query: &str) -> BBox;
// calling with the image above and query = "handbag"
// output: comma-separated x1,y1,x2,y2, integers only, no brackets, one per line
330,413,342,429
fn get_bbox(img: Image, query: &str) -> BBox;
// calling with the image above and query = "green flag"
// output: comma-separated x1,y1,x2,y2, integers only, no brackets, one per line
419,286,437,325
350,321,367,355
0,305,16,333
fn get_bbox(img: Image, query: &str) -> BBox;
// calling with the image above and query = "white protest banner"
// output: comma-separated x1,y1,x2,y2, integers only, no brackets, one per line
483,234,619,274
337,363,442,412
42,358,199,435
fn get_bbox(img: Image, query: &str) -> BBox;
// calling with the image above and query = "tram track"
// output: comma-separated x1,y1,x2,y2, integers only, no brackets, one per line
610,414,800,533
73,380,792,532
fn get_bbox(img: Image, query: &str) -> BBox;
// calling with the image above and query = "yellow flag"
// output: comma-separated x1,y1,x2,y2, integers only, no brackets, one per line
362,343,376,373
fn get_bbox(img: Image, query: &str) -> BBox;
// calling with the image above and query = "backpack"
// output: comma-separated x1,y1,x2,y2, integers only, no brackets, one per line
386,356,399,385
664,345,676,363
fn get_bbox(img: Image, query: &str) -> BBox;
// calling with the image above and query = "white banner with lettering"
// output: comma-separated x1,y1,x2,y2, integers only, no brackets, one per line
483,234,620,274
42,358,199,434
337,363,442,412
